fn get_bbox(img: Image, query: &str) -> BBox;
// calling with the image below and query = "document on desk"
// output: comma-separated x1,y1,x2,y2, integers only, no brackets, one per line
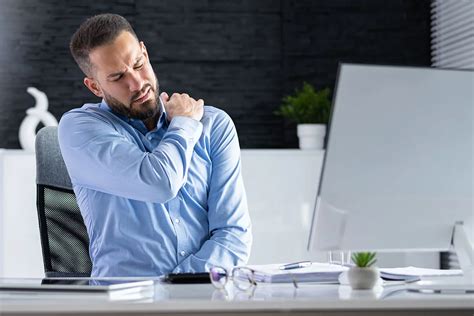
248,262,347,283
380,266,463,278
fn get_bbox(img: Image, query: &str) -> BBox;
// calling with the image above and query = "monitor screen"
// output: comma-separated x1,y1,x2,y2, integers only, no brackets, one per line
308,64,473,254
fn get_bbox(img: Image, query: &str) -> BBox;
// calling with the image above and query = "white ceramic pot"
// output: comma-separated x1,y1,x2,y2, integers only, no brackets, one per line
297,124,326,150
347,267,380,290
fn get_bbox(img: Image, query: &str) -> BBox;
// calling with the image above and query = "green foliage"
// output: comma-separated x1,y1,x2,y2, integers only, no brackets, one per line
275,82,332,124
351,252,377,268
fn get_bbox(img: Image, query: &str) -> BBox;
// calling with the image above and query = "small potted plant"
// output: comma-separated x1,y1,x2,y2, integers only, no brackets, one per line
275,82,331,149
348,252,379,290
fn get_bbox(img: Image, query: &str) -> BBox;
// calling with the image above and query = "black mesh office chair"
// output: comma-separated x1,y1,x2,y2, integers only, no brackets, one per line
35,126,92,277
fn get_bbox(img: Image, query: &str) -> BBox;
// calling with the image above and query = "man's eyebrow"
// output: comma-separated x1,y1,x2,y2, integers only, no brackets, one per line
107,70,125,79
107,56,144,79
134,55,143,65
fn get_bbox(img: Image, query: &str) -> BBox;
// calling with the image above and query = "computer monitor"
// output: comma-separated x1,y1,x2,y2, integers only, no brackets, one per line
308,64,473,282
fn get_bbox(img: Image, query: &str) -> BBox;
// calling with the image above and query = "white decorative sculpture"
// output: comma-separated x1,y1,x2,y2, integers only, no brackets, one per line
19,87,58,152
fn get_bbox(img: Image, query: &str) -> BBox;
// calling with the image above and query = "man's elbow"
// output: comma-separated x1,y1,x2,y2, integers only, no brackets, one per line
237,227,253,265
146,178,184,204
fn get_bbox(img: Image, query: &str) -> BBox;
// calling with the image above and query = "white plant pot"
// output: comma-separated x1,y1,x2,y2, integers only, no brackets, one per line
348,267,380,290
297,124,326,150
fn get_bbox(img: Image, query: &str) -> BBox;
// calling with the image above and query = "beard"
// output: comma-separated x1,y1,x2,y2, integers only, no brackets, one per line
103,82,160,121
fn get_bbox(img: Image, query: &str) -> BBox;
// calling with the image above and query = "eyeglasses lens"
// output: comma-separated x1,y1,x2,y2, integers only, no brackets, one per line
210,266,228,289
232,267,255,291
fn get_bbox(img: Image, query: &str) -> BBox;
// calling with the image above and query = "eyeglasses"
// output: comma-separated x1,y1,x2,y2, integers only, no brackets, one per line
209,266,257,291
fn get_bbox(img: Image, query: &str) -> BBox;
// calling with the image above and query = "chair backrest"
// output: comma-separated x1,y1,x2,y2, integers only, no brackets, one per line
35,126,92,277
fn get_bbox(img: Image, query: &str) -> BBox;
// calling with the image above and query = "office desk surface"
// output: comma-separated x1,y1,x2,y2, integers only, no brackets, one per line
1,279,473,316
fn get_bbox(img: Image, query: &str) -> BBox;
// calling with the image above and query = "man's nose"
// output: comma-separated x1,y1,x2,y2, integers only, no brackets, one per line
128,71,143,93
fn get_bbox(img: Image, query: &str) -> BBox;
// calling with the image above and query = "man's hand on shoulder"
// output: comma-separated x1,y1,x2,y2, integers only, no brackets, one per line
161,92,204,122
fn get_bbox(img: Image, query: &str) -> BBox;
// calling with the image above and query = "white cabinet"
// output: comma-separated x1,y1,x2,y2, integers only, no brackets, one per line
0,149,437,277
241,150,326,264
0,149,326,277
0,150,43,277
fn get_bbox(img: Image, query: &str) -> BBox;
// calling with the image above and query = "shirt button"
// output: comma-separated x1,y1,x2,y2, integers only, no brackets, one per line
174,218,180,224
147,135,153,140
180,251,186,256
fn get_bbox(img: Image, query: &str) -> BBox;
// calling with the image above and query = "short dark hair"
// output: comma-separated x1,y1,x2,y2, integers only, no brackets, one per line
70,13,138,76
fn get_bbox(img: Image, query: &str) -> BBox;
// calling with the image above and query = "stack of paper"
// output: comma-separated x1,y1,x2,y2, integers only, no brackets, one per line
248,263,347,283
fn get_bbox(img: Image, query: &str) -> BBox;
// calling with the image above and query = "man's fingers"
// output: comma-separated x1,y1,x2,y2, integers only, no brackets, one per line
160,92,170,102
171,92,180,100
165,92,204,121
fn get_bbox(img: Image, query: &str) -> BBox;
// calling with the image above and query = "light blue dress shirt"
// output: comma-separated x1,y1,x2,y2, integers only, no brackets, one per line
58,100,252,277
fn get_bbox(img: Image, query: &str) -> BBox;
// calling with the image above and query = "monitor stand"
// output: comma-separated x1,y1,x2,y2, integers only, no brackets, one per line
409,222,474,294
453,221,474,283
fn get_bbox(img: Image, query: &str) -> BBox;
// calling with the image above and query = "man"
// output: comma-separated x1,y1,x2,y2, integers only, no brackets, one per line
58,13,252,277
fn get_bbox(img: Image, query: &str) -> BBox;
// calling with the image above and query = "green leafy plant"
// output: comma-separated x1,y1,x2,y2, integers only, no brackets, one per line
351,252,377,268
275,82,332,124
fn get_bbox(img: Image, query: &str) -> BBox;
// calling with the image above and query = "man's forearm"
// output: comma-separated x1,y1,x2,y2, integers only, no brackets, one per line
59,111,203,203
172,226,252,273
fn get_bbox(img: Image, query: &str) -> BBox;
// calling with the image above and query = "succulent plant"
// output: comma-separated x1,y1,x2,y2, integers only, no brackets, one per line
351,252,377,268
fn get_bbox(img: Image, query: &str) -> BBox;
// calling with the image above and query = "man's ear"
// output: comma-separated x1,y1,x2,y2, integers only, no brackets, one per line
140,41,148,57
84,77,103,98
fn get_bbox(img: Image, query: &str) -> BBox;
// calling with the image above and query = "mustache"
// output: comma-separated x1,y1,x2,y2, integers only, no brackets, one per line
131,84,153,102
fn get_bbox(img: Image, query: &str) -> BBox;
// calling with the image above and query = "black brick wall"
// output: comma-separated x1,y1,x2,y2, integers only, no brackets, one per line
0,0,431,149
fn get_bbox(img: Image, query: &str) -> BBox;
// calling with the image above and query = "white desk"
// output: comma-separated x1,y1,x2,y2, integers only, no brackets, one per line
1,278,473,316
